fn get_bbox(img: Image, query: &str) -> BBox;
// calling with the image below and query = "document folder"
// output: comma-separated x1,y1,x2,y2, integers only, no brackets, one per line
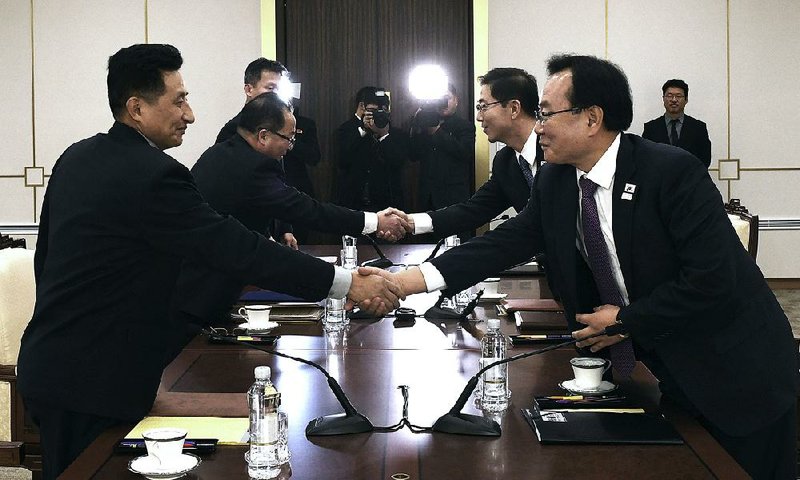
522,408,683,445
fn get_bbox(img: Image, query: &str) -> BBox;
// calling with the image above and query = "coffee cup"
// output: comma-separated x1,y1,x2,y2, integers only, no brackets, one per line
480,278,501,295
142,427,187,469
238,305,272,328
570,357,611,390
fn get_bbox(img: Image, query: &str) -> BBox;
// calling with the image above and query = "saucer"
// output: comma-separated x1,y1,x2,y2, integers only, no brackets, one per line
128,453,201,480
558,379,617,395
239,321,279,332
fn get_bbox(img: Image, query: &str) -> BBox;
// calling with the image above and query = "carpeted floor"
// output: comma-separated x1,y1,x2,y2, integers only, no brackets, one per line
774,289,800,338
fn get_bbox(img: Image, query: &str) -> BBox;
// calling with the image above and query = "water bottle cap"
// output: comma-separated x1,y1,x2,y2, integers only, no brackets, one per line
254,366,271,380
487,318,500,329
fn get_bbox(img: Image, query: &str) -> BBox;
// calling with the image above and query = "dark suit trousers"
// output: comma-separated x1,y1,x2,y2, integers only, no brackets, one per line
701,402,797,479
24,397,127,480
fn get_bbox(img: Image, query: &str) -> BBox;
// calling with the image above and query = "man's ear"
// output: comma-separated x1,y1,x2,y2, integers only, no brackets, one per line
244,83,254,98
586,105,601,127
509,99,522,119
126,97,143,122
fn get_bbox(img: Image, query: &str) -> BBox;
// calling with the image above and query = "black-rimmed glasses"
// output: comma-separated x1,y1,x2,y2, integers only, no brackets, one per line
534,107,584,124
475,100,503,113
270,130,297,145
663,94,685,100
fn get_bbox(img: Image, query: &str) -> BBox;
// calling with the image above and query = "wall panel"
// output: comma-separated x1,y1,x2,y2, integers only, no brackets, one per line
147,0,261,167
0,1,33,178
33,0,143,177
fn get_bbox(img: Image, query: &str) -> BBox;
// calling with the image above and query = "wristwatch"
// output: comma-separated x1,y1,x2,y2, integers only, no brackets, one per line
614,318,630,339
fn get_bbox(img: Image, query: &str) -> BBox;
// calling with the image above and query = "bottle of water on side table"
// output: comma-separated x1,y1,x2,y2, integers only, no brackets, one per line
247,366,286,479
480,318,509,412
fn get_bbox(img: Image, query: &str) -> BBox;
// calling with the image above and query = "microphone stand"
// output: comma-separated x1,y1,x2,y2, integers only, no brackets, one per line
431,329,612,436
424,290,483,320
359,234,394,269
202,328,374,436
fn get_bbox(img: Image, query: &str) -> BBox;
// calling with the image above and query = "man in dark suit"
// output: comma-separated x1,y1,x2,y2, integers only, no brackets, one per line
642,79,711,167
335,87,408,212
174,92,408,326
216,58,323,245
390,55,797,479
16,44,401,479
409,83,476,220
399,68,542,239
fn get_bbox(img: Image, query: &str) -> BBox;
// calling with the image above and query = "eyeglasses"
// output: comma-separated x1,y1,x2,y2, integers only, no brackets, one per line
663,94,685,100
534,107,584,124
475,100,503,113
270,130,297,146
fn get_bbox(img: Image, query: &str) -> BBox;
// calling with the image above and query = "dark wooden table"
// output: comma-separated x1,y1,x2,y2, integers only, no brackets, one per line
62,244,748,479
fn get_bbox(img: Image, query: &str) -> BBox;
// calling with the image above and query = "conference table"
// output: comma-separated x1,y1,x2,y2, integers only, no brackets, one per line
62,244,747,479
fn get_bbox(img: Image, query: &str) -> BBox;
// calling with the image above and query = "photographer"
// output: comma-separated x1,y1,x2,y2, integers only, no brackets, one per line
409,83,475,239
335,87,408,211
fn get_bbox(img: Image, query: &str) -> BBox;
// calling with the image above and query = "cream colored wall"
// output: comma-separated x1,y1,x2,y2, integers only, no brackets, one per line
488,0,800,277
0,0,261,231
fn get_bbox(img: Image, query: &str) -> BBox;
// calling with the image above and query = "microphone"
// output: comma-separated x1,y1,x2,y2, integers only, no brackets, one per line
431,328,612,436
202,327,373,436
359,234,394,269
421,237,446,263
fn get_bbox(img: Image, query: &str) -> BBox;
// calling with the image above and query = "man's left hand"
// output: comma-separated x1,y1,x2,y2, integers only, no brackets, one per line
574,305,626,352
281,233,299,250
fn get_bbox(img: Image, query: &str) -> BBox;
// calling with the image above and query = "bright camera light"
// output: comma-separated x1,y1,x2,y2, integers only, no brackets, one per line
409,64,448,100
275,76,298,103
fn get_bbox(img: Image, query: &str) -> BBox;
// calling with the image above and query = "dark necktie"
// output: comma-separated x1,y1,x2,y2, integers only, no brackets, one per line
669,119,679,145
579,176,636,377
518,155,534,188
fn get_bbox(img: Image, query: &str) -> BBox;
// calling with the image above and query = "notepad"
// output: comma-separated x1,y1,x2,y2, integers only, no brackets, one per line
127,416,249,445
522,408,683,445
514,311,569,333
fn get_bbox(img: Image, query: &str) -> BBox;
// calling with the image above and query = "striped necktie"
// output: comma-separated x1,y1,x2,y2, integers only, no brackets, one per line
579,175,636,377
518,155,534,188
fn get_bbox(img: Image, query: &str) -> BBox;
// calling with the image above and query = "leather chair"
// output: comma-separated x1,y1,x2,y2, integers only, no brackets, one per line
0,247,35,471
724,198,759,260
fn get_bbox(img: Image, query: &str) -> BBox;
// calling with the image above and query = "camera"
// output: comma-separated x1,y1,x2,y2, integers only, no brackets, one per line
414,98,449,128
364,107,391,129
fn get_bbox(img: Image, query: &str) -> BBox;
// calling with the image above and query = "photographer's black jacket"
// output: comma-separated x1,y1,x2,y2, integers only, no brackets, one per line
335,117,408,211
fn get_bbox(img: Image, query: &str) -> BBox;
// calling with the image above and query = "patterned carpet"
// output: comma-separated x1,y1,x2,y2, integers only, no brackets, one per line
774,289,800,338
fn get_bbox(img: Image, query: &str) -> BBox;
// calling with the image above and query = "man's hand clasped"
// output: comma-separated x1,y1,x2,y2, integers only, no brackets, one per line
375,208,413,242
573,304,626,352
346,266,406,317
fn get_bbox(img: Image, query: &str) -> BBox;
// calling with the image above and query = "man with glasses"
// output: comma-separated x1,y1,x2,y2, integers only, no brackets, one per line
396,68,543,240
387,54,796,479
642,79,711,167
173,91,409,328
216,57,323,246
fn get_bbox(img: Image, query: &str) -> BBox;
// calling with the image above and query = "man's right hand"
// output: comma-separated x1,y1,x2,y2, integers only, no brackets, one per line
376,208,410,241
345,268,404,317
376,208,413,240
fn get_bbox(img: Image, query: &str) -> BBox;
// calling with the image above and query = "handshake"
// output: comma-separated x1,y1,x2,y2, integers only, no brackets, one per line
375,207,414,242
344,266,426,317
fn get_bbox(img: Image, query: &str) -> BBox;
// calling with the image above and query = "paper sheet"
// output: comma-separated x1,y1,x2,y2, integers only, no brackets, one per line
126,416,249,444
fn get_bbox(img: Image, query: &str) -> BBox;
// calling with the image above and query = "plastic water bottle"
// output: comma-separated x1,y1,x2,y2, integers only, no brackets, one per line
479,318,509,412
246,366,285,479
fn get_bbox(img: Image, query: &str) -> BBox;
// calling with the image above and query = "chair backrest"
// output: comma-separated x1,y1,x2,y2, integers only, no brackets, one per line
724,199,759,260
0,249,35,366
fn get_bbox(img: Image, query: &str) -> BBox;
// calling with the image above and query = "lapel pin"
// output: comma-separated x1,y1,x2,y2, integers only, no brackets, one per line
624,183,636,193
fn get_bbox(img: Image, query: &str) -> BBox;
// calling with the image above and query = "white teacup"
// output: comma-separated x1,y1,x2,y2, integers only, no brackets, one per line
570,357,611,390
480,278,501,295
142,427,187,469
238,305,272,328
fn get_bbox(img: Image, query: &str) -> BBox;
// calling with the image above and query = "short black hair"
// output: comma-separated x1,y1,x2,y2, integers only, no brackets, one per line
355,86,390,109
661,79,689,98
546,54,633,132
238,92,291,134
107,44,183,119
478,68,538,116
244,58,288,86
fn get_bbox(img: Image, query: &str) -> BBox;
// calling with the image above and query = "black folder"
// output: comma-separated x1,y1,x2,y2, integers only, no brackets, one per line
522,408,684,445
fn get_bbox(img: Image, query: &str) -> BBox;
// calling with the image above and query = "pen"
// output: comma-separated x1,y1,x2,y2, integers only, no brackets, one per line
516,334,574,340
543,395,624,401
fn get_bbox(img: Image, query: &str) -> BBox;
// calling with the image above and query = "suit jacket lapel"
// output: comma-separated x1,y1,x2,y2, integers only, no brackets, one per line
612,134,636,295
552,165,579,302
